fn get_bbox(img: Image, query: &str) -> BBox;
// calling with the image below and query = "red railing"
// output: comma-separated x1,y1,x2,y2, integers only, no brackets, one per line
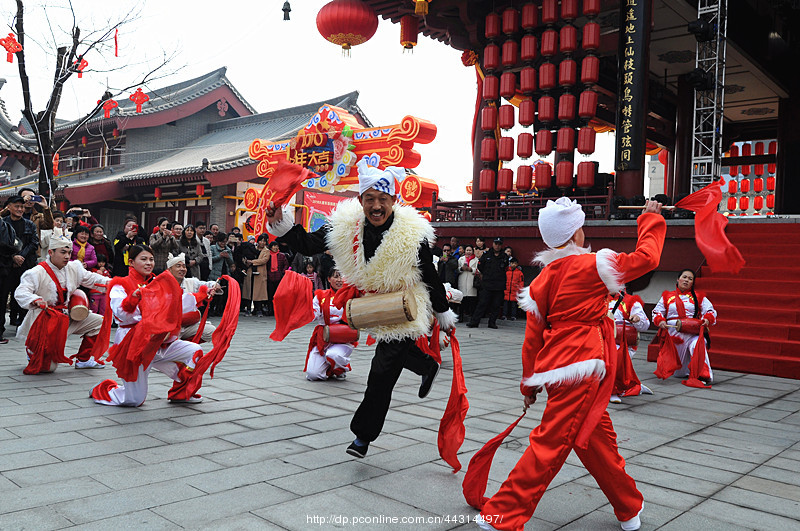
431,187,614,222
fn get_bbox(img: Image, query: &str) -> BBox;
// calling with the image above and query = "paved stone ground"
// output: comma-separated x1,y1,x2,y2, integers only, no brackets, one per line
1,316,800,530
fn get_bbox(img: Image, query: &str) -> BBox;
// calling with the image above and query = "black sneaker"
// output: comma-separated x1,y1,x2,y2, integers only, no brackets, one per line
346,440,368,458
419,363,441,398
466,322,478,328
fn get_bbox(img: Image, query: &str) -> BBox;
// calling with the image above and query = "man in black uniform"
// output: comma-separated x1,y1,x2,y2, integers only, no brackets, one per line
466,237,508,329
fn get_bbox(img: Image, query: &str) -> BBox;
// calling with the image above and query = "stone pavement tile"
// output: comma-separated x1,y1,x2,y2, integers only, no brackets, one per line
123,437,239,465
219,424,316,446
720,415,800,437
624,463,725,497
169,407,263,427
648,445,758,474
389,402,448,421
363,441,444,473
67,509,182,530
614,426,686,453
150,421,250,444
732,475,800,502
0,449,61,472
152,483,297,528
626,453,742,485
47,434,165,462
91,455,223,490
76,419,178,442
668,437,775,465
186,458,304,494
284,398,348,418
235,410,318,429
0,430,93,456
621,479,704,512
3,453,140,487
568,501,682,531
0,474,18,490
657,393,755,416
761,458,800,480
10,387,92,404
269,459,386,496
254,484,449,531
6,414,119,439
195,512,285,530
533,481,614,527
103,404,203,424
698,389,775,407
37,403,134,422
737,374,800,390
762,398,800,412
173,396,265,413
283,443,375,470
53,478,205,525
292,426,356,449
0,506,73,530
686,431,786,456
694,498,800,529
3,476,110,513
703,425,799,449
658,511,752,531
204,440,312,467
370,432,429,451
741,407,793,422
0,412,50,429
0,399,80,418
244,403,293,416
715,383,790,400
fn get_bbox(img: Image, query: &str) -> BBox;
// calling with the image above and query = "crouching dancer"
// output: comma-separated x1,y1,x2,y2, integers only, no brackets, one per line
475,198,665,531
166,252,221,344
14,236,109,374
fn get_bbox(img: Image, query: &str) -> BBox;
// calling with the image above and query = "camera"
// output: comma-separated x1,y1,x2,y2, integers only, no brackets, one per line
31,195,43,203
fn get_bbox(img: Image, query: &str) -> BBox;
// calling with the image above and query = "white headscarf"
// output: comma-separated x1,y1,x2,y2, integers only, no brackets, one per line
48,235,72,251
166,252,186,269
357,158,404,197
538,197,585,248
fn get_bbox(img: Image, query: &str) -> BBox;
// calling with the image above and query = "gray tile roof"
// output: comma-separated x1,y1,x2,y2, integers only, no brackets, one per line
0,83,37,155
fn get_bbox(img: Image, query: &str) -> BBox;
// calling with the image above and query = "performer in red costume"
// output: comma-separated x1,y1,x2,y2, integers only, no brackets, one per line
14,236,108,374
89,245,207,406
652,269,717,383
608,291,653,403
305,268,355,381
475,197,665,531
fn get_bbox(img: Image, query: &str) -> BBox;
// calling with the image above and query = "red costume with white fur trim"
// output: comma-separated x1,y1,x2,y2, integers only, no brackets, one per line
478,213,665,531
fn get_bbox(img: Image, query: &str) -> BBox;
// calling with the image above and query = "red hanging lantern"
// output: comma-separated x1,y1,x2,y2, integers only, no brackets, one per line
559,59,577,87
517,132,534,159
729,164,738,177
481,137,497,162
560,25,577,54
739,196,750,212
502,8,519,35
519,99,535,126
727,180,737,194
740,179,750,194
578,90,598,119
767,193,775,209
521,35,537,63
741,164,751,177
499,72,516,99
535,162,552,189
556,127,576,153
521,3,537,29
561,0,579,20
98,98,118,119
754,142,763,156
485,12,501,40
502,39,519,67
768,140,777,173
558,93,576,122
542,0,558,24
59,200,69,212
583,22,600,51
483,75,499,101
316,0,378,54
520,66,537,93
498,105,515,130
584,0,601,17
581,56,600,84
729,143,739,157
479,168,496,194
81,136,87,147
196,184,205,197
483,44,500,71
400,15,419,50
52,153,60,177
74,58,88,78
556,161,574,189
539,62,556,90
154,187,163,199
577,127,596,155
754,178,764,193
754,163,764,176
498,137,514,161
481,106,497,131
516,165,533,192
535,129,553,156
576,161,596,189
727,196,737,211
0,33,22,63
112,127,120,138
541,30,558,57
538,95,555,122
742,143,752,157
754,195,764,211
129,88,150,113
767,176,776,191
497,168,514,192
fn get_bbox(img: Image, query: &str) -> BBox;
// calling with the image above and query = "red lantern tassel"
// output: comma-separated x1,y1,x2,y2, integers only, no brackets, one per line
114,28,118,57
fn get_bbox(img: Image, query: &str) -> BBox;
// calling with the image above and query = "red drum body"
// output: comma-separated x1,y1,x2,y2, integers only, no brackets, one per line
68,290,89,321
679,318,703,335
323,324,360,344
615,324,638,346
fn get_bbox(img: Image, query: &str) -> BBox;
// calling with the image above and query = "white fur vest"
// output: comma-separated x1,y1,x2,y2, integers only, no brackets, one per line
326,198,434,342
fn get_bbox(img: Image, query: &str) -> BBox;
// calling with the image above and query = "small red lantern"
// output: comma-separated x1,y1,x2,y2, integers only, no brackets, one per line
480,106,497,131
483,75,499,101
541,0,558,24
767,193,775,209
729,164,738,177
727,196,737,211
520,66,537,93
52,153,60,177
560,25,577,54
581,56,600,84
129,88,150,113
480,168,496,193
583,23,600,51
485,12,501,39
498,137,515,161
556,127,576,153
535,162,552,189
400,15,419,50
584,0,601,16
154,187,163,199
754,178,764,193
740,179,751,194
755,142,764,156
754,164,764,176
113,128,120,138
516,165,533,192
558,93,576,122
538,95,555,122
741,164,751,177
521,3,537,29
497,168,514,192
196,184,205,197
577,161,596,189
483,44,500,71
579,90,598,119
739,196,750,212
502,8,519,35
481,137,497,162
499,72,516,99
742,143,752,157
577,127,596,154
556,161,574,189
535,129,553,156
81,136,87,147
498,105,515,130
727,180,737,194
559,59,577,86
754,196,764,211
768,140,777,174
521,35,537,63
767,176,776,191
502,39,519,67
561,0,579,20
0,33,22,63
316,0,378,54
519,99,535,126
539,62,556,90
517,132,533,159
541,30,558,57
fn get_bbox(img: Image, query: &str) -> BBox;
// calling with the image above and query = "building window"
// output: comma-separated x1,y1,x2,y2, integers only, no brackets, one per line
108,145,124,166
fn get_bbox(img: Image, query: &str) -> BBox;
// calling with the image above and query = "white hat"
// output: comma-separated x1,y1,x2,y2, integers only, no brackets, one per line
166,252,186,269
357,158,404,197
538,197,585,248
48,235,72,251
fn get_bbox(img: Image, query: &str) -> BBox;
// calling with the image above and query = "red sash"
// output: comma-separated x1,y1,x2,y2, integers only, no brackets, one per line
40,262,67,308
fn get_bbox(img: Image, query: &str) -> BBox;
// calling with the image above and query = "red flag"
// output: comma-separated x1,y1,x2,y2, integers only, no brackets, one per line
675,180,745,273
270,270,315,341
682,325,712,388
23,308,71,374
438,331,469,472
462,411,527,510
264,161,309,209
653,328,681,379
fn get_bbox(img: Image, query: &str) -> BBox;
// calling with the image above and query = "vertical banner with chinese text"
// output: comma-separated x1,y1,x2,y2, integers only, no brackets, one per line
615,0,651,172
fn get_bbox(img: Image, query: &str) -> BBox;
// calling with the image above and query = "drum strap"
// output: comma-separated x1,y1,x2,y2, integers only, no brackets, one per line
611,293,624,315
40,262,67,307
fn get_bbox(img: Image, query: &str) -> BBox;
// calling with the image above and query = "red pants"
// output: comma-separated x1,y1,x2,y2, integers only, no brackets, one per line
480,378,643,531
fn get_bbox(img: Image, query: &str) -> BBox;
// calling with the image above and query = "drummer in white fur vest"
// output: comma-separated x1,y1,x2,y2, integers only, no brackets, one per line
166,252,222,343
14,236,109,373
267,159,457,459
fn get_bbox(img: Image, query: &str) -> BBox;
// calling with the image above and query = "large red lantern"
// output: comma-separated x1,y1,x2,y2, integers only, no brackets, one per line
498,105,515,130
559,59,577,86
516,165,533,192
520,66,537,93
556,127,575,153
196,184,205,197
577,161,596,189
481,137,497,162
581,56,600,84
535,162,552,189
556,161,574,189
558,93,576,122
316,0,378,54
502,40,519,68
502,8,519,35
498,137,514,161
561,0,579,20
521,35,537,63
541,0,558,24
541,30,558,57
583,22,600,50
483,44,500,71
584,0,601,16
517,132,533,159
539,62,556,90
535,129,553,156
483,75,499,101
400,15,419,50
519,99,535,126
497,168,514,192
485,13,501,40
499,72,516,99
521,3,537,29
538,95,555,122
480,168,496,194
560,25,577,54
579,90,598,119
577,126,596,154
481,106,497,131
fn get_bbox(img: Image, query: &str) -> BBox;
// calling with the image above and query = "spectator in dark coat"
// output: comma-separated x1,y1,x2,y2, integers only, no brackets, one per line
89,224,114,273
467,237,509,329
112,219,146,277
0,196,39,335
437,243,459,286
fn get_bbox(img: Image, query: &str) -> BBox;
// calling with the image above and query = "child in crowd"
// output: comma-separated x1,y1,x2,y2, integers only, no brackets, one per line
89,254,111,316
303,261,323,291
502,257,524,321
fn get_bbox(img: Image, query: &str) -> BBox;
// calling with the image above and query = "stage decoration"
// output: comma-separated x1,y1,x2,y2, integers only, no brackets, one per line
129,88,149,113
401,15,419,51
98,98,118,118
0,33,21,63
74,58,88,78
316,0,378,55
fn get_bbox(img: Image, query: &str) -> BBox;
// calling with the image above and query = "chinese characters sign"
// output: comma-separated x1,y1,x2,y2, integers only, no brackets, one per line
615,0,650,172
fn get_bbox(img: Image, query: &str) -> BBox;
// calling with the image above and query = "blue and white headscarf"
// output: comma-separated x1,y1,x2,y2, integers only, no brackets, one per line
357,159,405,197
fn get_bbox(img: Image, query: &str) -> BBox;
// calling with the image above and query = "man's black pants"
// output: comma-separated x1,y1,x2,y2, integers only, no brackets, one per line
468,288,504,326
350,338,438,442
